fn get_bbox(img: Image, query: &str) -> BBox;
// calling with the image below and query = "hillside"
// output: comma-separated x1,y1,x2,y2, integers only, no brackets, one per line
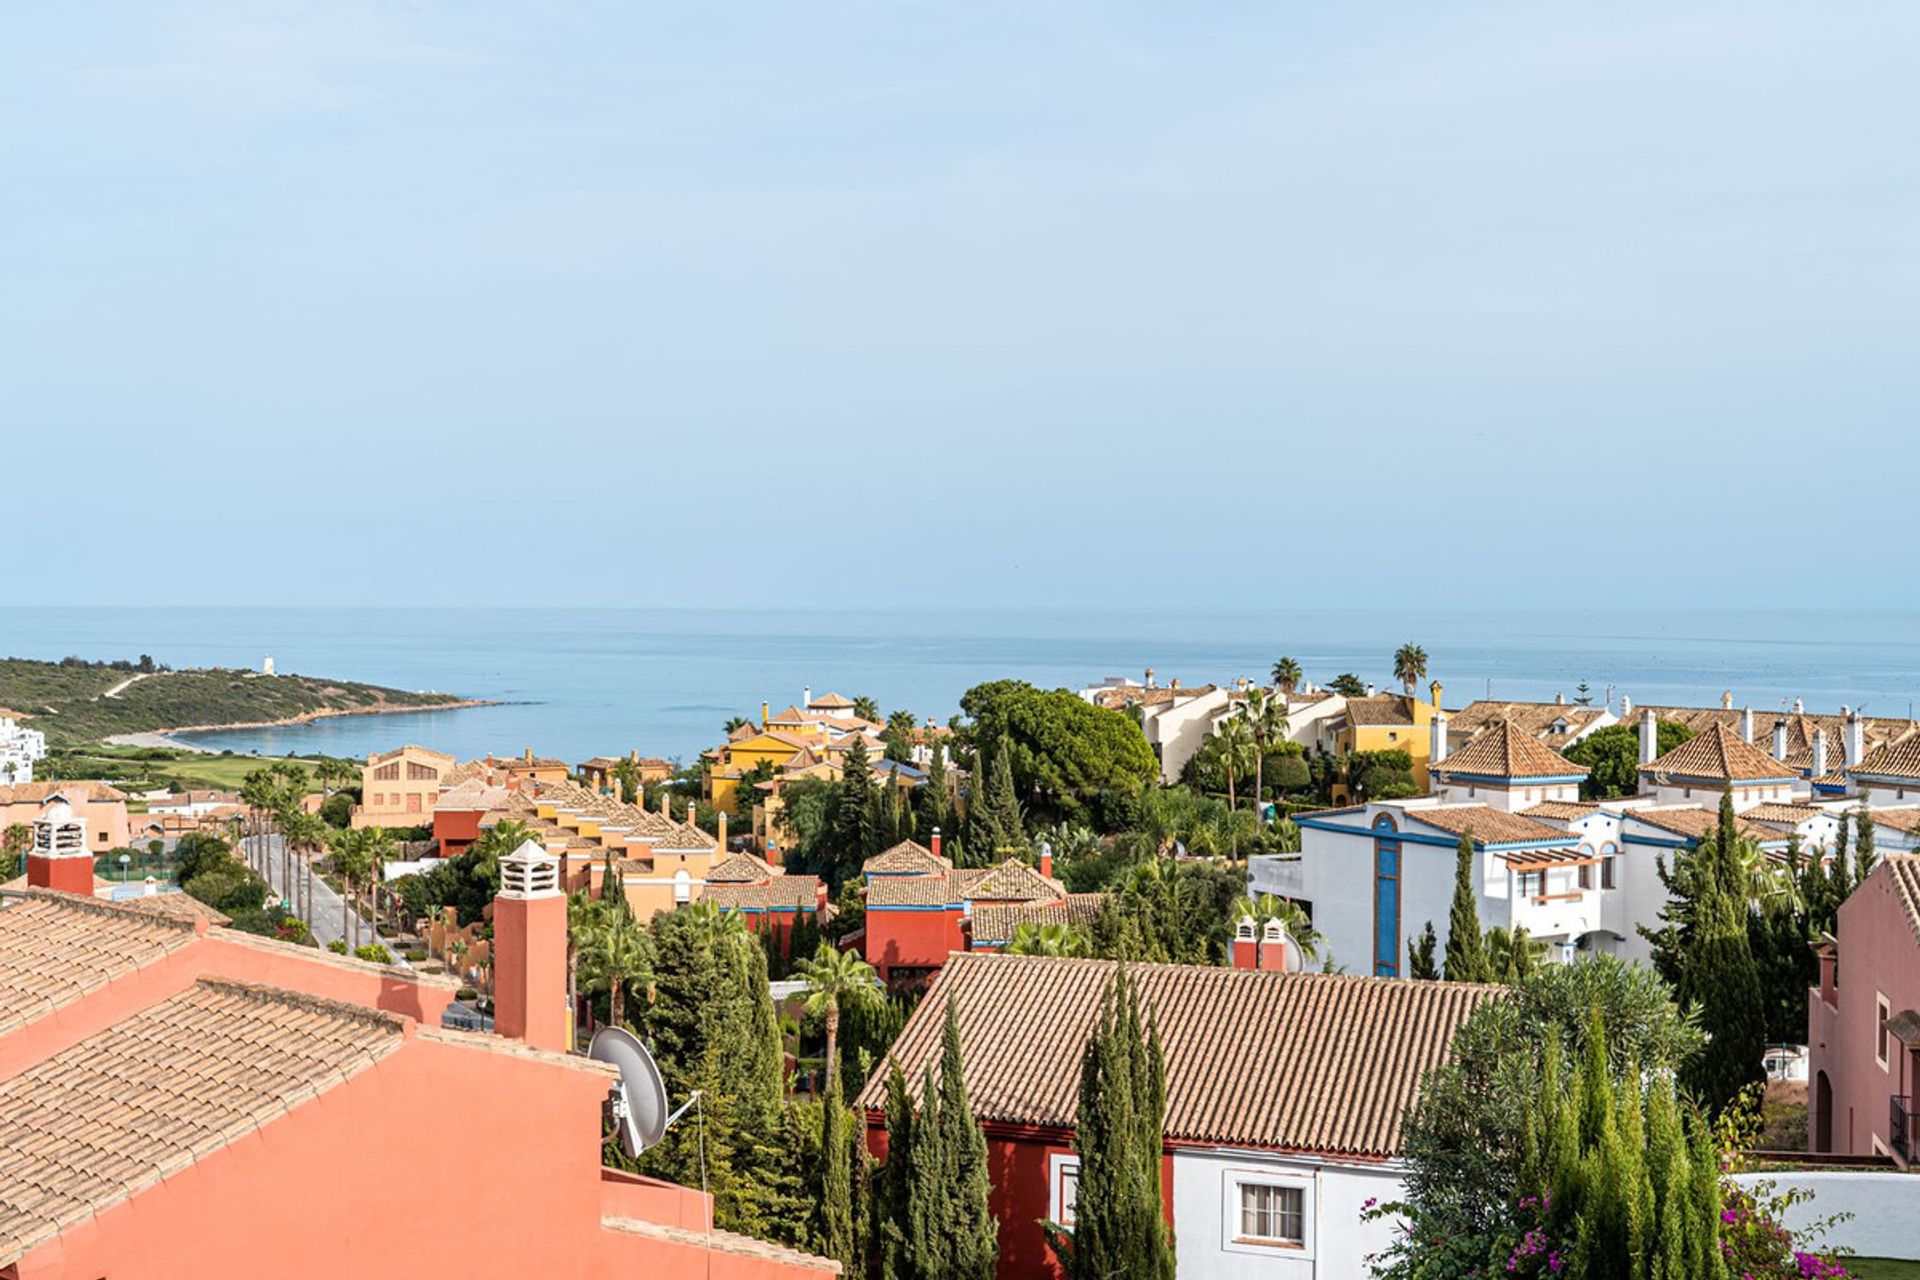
0,656,478,746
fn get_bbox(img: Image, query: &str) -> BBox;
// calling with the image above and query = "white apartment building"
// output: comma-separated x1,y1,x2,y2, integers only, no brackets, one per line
0,715,48,785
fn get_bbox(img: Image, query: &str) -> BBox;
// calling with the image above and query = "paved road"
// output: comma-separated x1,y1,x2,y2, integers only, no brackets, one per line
253,834,396,956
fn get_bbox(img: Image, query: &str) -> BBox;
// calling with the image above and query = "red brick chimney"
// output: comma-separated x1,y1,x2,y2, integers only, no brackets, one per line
930,827,942,861
492,840,570,1052
1037,841,1053,881
27,801,93,895
1257,919,1290,972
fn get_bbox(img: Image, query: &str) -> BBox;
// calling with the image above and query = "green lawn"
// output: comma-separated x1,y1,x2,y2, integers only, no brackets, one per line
1853,1259,1920,1279
48,746,351,795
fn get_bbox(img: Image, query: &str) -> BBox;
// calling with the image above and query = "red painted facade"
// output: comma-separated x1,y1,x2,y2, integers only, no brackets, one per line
25,852,92,896
864,906,968,982
1809,859,1920,1162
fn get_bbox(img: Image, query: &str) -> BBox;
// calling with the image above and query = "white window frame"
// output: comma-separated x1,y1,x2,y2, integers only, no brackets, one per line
1221,1168,1314,1259
1878,993,1892,1071
1048,1153,1079,1229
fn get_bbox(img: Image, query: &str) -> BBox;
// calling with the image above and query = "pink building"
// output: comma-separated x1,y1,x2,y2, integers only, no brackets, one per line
1809,854,1920,1163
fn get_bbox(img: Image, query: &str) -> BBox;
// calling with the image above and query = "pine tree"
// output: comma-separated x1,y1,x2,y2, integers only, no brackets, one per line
1408,921,1439,979
834,737,882,883
1052,967,1173,1280
1443,832,1493,983
1682,795,1766,1112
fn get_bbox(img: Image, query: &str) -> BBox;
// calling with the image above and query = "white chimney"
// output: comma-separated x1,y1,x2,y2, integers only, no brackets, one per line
1772,719,1788,761
1811,728,1828,779
1639,707,1658,765
1740,706,1754,743
1846,707,1864,768
803,685,812,708
1721,690,1734,711
1366,683,1376,698
1555,692,1566,705
1794,698,1805,714
1430,705,1449,766
1620,693,1633,717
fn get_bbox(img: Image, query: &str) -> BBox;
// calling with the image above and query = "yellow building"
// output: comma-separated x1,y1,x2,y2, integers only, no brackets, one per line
1327,681,1446,801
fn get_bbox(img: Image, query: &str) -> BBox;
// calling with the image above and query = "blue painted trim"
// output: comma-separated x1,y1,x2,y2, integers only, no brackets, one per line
1298,812,1575,851
1622,832,1695,849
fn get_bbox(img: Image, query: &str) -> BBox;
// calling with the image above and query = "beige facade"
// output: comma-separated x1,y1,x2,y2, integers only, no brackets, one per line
0,782,131,853
353,745,456,828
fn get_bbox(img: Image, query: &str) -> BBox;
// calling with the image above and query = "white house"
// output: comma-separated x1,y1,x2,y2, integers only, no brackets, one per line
859,952,1499,1280
0,715,48,785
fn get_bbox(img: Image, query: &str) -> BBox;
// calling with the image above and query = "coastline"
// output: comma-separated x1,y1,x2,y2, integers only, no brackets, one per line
100,698,499,754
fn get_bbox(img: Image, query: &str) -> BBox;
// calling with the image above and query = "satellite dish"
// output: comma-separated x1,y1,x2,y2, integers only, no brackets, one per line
588,1026,669,1156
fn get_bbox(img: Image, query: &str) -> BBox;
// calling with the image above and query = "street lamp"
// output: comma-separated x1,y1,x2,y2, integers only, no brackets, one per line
117,853,131,883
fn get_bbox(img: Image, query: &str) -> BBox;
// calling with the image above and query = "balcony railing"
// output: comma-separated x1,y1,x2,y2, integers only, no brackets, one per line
1893,1093,1915,1164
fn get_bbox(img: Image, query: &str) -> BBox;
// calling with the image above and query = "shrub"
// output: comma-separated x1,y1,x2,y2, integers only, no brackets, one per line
328,940,349,955
354,943,393,965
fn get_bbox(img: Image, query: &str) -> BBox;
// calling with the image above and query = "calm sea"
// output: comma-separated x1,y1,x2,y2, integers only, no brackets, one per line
3,607,1917,764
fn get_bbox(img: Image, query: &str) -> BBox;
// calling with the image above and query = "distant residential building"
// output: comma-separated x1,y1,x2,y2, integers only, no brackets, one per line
577,751,674,794
1809,855,1920,1165
352,744,456,828
147,790,241,819
859,835,1104,985
0,781,130,853
859,953,1497,1280
484,748,573,787
0,713,47,786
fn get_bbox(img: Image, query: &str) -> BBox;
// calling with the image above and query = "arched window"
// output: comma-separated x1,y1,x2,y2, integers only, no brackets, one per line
673,869,691,904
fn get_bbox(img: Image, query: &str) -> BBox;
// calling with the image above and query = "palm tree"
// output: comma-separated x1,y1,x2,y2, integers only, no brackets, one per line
851,695,881,723
723,715,750,735
1485,925,1549,983
586,912,654,1029
1271,656,1303,695
1239,688,1290,818
315,756,357,801
1393,643,1429,696
1008,922,1091,956
328,826,378,951
795,943,881,1074
1215,715,1256,818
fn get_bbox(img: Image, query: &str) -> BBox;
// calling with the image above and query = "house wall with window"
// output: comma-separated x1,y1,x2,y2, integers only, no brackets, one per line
1807,856,1920,1163
1170,1149,1400,1280
353,745,455,829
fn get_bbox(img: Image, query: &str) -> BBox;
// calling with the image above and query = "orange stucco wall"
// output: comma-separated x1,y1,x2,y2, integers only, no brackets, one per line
15,1033,828,1280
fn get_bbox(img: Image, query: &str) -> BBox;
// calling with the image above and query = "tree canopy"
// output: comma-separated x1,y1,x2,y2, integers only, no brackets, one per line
957,680,1158,829
1562,721,1695,799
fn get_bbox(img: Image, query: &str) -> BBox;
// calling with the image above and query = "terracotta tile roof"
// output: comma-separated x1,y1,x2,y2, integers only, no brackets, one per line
1868,807,1920,835
1402,805,1577,846
436,778,514,811
0,781,129,805
1624,805,1770,843
1885,856,1920,946
1849,733,1920,783
707,853,776,884
808,692,857,709
962,858,1065,903
866,875,963,908
1343,695,1416,727
439,759,495,788
862,840,952,876
1742,803,1825,827
1433,720,1589,781
1643,724,1798,783
369,745,455,765
703,876,823,912
115,891,232,927
0,978,403,1266
1447,702,1609,748
967,894,1109,946
0,891,200,1036
1520,800,1600,821
856,954,1498,1159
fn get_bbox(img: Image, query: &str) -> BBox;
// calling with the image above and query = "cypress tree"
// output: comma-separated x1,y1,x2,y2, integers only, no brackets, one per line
877,1062,916,1280
920,737,955,834
1408,921,1440,980
818,1061,856,1273
902,1003,997,1280
1054,966,1173,1280
1832,813,1853,896
964,742,1025,866
1682,795,1766,1112
1855,804,1877,887
1443,832,1493,983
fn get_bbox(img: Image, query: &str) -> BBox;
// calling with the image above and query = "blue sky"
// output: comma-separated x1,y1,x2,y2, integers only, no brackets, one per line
7,2,1918,609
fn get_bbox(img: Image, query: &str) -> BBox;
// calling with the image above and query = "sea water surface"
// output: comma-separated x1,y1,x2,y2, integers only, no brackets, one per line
2,607,1917,764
